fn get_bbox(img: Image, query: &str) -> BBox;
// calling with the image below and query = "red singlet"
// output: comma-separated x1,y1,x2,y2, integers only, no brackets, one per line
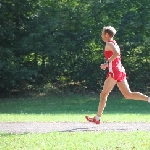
104,40,126,82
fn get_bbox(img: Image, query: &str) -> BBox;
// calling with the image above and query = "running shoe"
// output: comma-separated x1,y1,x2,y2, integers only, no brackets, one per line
85,116,100,124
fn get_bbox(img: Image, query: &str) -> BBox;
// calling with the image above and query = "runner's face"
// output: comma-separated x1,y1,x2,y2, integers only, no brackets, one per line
101,31,110,42
101,31,107,42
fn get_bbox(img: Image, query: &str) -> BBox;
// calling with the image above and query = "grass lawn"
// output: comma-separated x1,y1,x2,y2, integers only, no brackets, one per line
0,92,150,150
0,92,150,122
0,132,150,150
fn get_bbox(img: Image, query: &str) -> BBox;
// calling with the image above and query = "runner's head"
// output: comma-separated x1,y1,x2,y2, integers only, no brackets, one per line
101,26,116,42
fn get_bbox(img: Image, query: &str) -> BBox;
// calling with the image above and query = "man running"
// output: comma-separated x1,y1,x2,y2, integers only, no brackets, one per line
86,26,150,124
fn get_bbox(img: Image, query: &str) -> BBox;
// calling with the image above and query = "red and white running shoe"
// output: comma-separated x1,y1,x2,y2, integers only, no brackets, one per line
85,116,100,124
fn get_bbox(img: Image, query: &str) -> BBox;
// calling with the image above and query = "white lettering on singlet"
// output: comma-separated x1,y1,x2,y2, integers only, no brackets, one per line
109,62,113,73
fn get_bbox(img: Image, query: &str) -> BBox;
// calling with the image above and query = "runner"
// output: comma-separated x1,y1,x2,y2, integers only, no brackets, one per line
86,26,150,124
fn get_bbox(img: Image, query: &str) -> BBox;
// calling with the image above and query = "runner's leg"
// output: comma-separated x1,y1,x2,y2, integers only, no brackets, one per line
97,76,117,117
117,79,148,101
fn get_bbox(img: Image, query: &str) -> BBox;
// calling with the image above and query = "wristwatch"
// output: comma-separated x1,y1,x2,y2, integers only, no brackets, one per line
106,60,109,64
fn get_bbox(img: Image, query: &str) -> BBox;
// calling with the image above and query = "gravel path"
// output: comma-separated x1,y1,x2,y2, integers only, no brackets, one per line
0,122,150,134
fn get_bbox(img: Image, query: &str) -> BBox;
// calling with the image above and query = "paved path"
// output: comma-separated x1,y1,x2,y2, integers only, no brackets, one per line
0,122,150,134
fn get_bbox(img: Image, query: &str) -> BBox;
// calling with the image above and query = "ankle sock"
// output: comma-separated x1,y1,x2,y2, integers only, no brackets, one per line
148,97,150,103
95,115,100,121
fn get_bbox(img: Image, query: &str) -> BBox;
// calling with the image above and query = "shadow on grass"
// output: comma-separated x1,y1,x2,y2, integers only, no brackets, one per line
0,92,150,115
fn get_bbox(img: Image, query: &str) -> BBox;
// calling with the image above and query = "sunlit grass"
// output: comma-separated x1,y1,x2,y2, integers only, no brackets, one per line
0,113,150,123
0,132,150,150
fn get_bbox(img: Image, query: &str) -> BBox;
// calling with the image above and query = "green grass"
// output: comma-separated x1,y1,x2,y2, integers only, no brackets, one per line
0,93,150,122
0,132,150,150
0,93,150,150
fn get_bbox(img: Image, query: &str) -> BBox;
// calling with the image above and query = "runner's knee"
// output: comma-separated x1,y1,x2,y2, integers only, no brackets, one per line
100,90,109,98
123,92,132,99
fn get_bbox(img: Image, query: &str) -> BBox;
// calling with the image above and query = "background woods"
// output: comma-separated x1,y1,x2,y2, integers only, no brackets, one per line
0,0,150,95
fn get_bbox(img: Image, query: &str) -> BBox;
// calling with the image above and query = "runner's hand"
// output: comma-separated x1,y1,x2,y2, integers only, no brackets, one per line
100,63,108,70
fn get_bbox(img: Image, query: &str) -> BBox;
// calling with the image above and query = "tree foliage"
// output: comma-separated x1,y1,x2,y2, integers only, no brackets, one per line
0,0,150,95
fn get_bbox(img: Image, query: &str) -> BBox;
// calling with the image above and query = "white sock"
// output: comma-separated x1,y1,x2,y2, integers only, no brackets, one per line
148,97,150,103
95,115,100,121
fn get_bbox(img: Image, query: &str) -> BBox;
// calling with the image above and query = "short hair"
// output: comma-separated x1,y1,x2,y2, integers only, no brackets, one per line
103,26,117,37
